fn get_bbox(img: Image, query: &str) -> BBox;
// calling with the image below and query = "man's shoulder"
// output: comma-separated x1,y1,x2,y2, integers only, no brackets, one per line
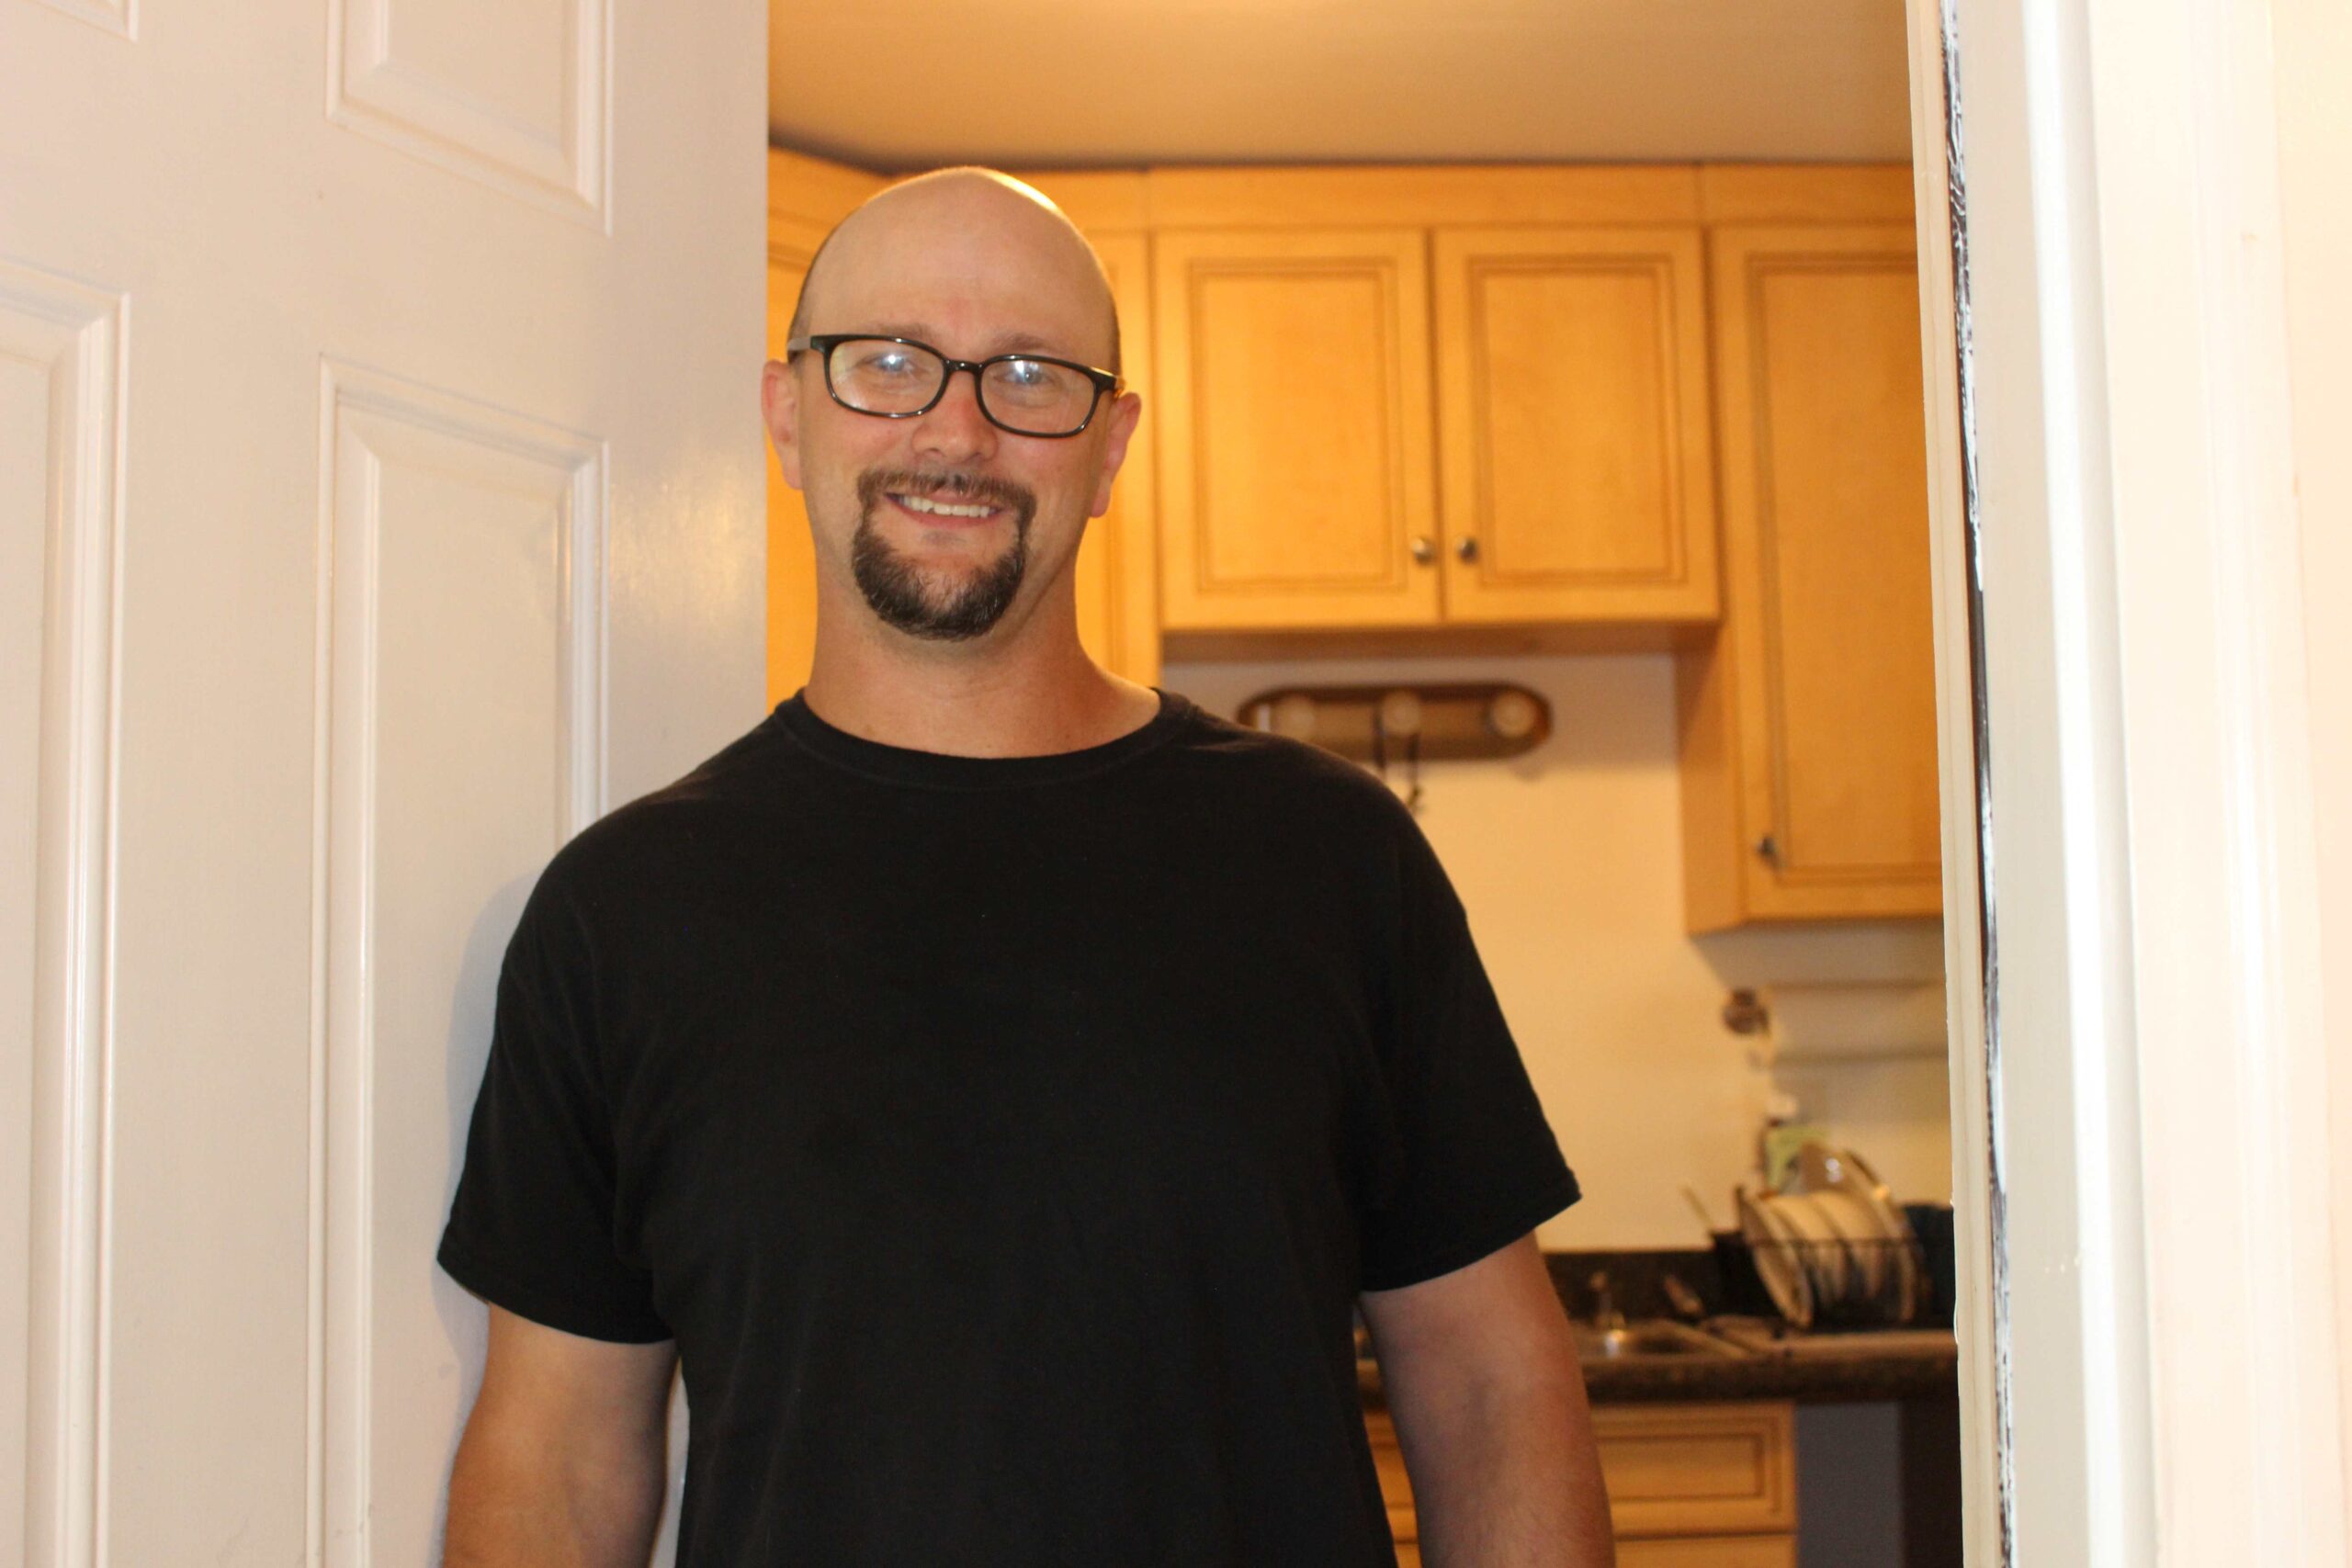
537,710,797,896
1164,694,1419,838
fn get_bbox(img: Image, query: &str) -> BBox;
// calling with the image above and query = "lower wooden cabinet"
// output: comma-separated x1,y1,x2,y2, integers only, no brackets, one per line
1394,1532,1791,1566
1365,1400,1796,1563
1616,1535,1798,1567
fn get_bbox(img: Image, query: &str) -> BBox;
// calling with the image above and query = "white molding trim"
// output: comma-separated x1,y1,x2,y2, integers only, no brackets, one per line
1898,8,2007,1562
309,359,605,1567
2080,0,2346,1557
0,257,126,1568
1917,0,2350,1561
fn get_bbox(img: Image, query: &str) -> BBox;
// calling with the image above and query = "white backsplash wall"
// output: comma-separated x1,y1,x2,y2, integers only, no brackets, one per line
1162,651,1952,1249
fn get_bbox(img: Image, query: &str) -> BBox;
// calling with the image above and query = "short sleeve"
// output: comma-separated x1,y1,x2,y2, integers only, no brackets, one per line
1355,819,1580,1292
437,866,671,1343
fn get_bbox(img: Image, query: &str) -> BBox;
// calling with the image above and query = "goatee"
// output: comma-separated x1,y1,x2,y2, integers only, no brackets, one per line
850,468,1037,641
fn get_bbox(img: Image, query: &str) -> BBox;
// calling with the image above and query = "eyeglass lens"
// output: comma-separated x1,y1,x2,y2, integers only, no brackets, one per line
826,339,1100,435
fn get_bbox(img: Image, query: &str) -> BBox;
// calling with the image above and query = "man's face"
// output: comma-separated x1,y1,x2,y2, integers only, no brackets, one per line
763,182,1140,645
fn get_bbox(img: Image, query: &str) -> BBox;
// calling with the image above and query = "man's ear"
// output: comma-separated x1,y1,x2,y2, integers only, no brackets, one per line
762,357,806,491
1088,389,1145,519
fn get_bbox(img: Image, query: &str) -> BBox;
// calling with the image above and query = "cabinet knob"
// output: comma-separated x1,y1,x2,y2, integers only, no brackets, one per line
1409,536,1435,566
1755,832,1781,865
1455,536,1479,563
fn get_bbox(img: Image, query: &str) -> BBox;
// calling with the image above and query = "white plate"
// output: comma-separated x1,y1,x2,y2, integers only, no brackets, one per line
1815,1187,1889,1307
1835,1150,1921,1323
1773,1192,1851,1311
1739,1190,1814,1329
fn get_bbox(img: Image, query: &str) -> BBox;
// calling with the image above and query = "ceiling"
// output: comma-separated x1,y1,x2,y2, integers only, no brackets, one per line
767,0,1915,173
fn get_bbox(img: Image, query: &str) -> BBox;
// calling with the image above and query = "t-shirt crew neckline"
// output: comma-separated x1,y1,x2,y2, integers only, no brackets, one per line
767,686,1194,790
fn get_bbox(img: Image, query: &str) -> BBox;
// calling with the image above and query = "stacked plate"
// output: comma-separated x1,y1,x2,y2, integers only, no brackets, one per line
1736,1145,1922,1329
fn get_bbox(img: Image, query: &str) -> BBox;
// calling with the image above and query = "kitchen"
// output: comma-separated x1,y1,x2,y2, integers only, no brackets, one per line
7,0,2340,1557
763,5,1957,1562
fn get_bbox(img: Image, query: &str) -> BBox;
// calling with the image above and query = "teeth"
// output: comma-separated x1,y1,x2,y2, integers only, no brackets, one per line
896,494,994,518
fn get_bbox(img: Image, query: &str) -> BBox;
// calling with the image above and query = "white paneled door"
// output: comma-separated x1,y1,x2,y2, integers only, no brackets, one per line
0,0,766,1562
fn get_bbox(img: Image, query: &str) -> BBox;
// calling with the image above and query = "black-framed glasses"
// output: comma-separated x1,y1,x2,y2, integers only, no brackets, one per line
786,333,1122,438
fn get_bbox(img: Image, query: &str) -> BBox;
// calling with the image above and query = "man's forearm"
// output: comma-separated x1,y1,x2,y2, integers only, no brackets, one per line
1400,1376,1615,1568
443,1414,666,1568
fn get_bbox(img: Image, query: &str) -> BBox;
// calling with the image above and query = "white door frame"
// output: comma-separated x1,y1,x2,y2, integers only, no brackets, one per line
1904,0,2347,1561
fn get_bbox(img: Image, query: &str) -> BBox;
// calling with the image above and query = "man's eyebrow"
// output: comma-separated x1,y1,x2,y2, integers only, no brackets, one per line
857,322,1087,360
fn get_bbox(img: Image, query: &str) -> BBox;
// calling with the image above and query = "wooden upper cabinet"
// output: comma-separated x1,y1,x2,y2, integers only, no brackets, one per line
1680,223,1941,927
1432,226,1719,625
1152,228,1442,631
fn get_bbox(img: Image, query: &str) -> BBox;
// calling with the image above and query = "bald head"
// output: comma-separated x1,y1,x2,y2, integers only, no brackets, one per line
786,167,1121,377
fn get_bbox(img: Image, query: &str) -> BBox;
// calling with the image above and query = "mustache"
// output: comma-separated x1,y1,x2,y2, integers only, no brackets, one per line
856,468,1035,515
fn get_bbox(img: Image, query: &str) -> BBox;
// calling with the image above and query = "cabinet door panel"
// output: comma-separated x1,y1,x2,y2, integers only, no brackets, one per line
1615,1535,1798,1568
1154,229,1440,629
1706,225,1941,919
1435,227,1719,624
1363,1407,1419,1543
1594,1401,1797,1538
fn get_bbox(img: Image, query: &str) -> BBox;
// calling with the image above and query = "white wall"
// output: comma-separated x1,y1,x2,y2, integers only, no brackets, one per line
1163,651,1951,1249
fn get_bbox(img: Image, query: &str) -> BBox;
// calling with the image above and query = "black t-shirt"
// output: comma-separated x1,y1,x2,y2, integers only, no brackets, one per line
438,687,1579,1566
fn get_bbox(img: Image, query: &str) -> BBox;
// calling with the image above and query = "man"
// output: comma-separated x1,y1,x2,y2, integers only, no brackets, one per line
438,167,1613,1566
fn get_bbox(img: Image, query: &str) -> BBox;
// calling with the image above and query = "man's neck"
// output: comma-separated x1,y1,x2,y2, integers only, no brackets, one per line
800,609,1160,760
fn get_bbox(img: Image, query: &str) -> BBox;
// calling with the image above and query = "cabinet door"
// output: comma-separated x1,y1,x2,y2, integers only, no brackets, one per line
1432,227,1719,625
1616,1536,1797,1568
1692,225,1941,923
1069,231,1161,687
1363,1407,1419,1544
1153,229,1442,630
1594,1401,1797,1539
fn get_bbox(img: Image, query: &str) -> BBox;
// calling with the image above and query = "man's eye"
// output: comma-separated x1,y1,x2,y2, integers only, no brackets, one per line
860,352,920,377
1000,358,1051,387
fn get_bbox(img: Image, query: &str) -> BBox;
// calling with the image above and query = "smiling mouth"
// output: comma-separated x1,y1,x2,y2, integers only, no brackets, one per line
888,491,999,520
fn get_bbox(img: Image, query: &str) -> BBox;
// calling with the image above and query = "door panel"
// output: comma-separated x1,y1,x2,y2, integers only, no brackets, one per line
1708,225,1941,919
1614,1535,1798,1568
0,0,764,1559
1153,228,1440,630
1433,226,1718,624
0,260,122,1568
328,0,607,221
1594,1401,1797,1538
321,365,605,1564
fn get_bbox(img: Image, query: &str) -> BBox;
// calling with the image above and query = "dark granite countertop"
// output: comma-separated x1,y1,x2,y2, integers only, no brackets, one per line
1356,1320,1959,1410
1352,1241,1961,1410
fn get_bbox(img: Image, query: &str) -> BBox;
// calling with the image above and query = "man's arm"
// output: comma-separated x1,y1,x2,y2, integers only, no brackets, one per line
444,1304,678,1568
1359,1232,1614,1567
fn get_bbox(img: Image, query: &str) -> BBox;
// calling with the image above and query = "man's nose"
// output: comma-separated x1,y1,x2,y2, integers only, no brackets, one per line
911,367,999,463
